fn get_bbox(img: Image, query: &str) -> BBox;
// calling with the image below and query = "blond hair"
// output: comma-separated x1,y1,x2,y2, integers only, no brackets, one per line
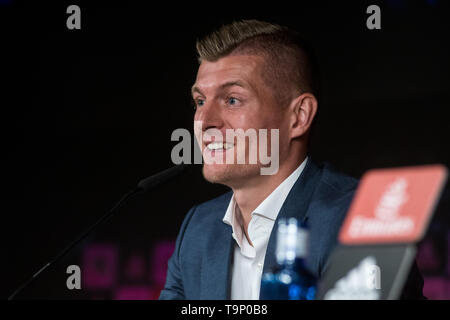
195,19,319,102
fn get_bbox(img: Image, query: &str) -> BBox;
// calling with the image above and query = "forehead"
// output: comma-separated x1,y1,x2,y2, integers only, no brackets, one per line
193,55,265,93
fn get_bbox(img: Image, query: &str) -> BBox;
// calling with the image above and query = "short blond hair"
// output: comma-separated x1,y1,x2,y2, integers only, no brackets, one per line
196,19,319,103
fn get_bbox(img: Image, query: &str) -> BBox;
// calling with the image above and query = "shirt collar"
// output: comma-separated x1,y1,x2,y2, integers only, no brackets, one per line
222,195,243,244
223,157,308,227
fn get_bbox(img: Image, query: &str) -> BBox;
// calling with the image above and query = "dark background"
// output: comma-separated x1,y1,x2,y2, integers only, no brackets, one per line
3,0,449,299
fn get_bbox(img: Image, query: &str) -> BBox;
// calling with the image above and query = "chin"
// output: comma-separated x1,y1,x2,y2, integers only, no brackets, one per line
202,163,261,187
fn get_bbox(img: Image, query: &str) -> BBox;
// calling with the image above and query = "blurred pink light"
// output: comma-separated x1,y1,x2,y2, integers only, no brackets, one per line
150,240,175,287
114,286,156,300
82,243,118,289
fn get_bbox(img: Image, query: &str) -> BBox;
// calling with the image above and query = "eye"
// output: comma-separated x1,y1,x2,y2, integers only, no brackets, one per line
227,97,239,106
195,98,205,108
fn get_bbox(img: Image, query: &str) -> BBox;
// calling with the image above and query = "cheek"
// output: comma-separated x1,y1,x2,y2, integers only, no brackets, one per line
225,111,247,129
230,111,261,130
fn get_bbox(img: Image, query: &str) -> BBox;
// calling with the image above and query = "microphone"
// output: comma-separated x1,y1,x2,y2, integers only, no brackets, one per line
8,163,189,300
137,163,188,192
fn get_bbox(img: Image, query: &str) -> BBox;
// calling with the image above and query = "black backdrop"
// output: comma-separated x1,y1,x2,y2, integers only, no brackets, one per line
3,0,449,299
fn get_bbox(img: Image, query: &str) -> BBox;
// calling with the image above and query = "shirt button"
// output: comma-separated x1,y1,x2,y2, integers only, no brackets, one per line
257,263,263,271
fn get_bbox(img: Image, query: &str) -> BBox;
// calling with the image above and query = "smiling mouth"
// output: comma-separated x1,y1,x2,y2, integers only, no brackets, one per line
205,142,234,151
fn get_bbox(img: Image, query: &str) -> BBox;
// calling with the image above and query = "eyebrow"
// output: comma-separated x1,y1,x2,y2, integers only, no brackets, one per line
191,80,248,97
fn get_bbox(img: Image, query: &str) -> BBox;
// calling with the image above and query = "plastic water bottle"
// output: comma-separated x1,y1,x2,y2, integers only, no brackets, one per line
260,218,317,300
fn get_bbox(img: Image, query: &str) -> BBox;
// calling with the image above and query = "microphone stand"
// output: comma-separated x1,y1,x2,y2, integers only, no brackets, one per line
8,164,188,300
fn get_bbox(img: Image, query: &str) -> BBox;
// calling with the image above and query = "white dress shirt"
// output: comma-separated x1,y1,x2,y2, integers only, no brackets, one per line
222,157,308,300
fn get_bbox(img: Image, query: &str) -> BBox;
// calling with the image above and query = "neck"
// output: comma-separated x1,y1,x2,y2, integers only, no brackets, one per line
232,152,307,233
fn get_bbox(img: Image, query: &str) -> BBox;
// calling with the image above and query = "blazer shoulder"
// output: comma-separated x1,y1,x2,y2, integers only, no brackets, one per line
195,191,233,215
307,162,359,222
320,163,359,195
307,162,359,214
185,191,233,228
196,190,233,209
306,163,360,276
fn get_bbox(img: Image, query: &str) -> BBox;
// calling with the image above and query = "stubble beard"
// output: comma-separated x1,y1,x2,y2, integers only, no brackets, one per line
202,163,262,189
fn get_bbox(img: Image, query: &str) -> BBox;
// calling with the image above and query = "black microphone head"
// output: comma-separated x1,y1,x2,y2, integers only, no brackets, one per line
137,163,189,192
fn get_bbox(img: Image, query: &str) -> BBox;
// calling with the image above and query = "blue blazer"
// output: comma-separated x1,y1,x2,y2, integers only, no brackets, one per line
159,159,424,299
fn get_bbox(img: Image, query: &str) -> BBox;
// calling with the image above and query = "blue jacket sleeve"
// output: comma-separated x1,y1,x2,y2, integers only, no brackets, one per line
158,205,197,300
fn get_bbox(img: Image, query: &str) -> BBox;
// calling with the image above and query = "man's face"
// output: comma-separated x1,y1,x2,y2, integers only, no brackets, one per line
192,54,290,188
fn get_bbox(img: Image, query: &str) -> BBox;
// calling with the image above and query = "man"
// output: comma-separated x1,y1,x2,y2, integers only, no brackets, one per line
159,20,424,299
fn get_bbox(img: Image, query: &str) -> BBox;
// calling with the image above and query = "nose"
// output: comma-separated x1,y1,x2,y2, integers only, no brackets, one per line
195,101,224,132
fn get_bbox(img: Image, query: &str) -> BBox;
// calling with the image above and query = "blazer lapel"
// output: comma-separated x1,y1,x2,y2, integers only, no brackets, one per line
201,194,234,299
261,159,321,278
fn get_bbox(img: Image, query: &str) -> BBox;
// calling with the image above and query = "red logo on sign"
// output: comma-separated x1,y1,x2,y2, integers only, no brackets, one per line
339,165,447,244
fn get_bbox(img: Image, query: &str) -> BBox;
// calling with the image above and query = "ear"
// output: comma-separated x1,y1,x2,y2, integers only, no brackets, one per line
289,93,318,139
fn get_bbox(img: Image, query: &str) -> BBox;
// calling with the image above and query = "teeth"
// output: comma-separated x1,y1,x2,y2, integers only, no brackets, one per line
206,142,234,150
207,142,222,150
